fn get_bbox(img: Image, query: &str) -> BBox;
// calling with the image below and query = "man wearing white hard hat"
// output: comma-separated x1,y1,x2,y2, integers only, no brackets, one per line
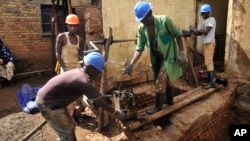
190,4,217,89
124,1,187,115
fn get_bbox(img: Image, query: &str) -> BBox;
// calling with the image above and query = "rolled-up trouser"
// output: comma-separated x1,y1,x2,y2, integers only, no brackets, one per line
154,66,169,108
155,67,167,94
203,42,215,71
35,96,76,141
154,65,174,106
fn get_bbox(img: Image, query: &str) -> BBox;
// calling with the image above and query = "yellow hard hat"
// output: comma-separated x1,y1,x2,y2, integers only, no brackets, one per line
65,14,79,24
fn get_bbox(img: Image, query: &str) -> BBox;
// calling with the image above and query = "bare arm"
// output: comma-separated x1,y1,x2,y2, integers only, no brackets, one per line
55,33,66,70
130,50,142,66
176,37,184,51
193,26,212,36
94,97,115,113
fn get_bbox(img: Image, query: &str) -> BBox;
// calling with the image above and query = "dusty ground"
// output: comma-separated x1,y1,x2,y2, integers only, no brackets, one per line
0,74,128,141
0,71,200,141
1,72,242,141
1,73,165,141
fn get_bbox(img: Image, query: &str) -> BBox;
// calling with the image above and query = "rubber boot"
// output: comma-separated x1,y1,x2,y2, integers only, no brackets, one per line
204,70,210,83
164,86,174,105
203,71,216,89
146,93,164,115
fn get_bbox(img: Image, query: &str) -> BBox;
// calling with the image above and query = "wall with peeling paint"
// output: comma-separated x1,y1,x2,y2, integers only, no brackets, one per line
225,0,250,80
101,0,196,90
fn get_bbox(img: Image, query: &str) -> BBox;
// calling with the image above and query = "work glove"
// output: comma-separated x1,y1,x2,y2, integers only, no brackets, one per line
114,109,127,121
189,25,196,32
182,30,191,37
122,63,133,75
177,51,187,66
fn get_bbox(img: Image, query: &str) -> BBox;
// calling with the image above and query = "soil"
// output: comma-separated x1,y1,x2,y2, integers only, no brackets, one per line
0,73,196,141
0,74,128,141
0,72,237,141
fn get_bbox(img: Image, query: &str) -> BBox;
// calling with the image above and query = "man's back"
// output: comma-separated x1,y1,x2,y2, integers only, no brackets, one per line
37,68,99,109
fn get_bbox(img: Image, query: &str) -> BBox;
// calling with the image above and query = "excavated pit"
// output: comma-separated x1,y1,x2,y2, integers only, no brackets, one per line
0,73,245,141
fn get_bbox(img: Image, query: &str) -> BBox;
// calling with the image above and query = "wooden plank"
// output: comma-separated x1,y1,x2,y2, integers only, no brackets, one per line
174,86,202,102
127,85,223,130
21,120,47,141
97,27,113,131
15,69,52,76
134,86,203,115
183,37,199,87
67,0,72,14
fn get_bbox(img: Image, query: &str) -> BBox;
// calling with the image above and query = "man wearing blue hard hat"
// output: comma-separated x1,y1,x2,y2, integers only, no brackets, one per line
124,1,187,115
36,52,126,141
190,4,217,89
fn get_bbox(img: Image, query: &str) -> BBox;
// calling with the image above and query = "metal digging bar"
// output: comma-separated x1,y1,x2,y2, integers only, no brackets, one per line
20,36,135,140
87,29,136,132
20,120,47,141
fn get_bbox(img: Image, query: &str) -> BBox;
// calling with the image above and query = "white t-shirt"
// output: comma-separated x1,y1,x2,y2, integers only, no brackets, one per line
201,17,216,44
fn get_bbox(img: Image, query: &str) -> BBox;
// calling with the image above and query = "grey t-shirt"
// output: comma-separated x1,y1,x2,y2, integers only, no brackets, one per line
37,68,100,109
201,17,216,44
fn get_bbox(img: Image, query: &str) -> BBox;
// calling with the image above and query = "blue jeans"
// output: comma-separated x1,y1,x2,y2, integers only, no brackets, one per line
35,96,76,141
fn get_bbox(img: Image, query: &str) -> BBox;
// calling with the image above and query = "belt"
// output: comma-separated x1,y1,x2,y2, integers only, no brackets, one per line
36,96,61,110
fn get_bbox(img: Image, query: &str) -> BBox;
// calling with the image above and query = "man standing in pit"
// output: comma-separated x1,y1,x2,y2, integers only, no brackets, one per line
190,4,217,89
124,1,187,115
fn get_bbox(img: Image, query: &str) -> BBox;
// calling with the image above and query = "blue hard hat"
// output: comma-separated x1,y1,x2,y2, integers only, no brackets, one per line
84,52,105,72
200,4,211,13
134,1,152,21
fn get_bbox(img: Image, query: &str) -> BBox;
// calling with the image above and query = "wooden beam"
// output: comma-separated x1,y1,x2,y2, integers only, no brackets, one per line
20,120,47,141
183,37,199,87
97,27,113,131
128,85,223,130
51,0,60,69
15,69,53,76
67,0,72,14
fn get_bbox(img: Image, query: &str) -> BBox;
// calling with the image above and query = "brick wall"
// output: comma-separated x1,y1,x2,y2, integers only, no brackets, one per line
0,0,90,73
179,106,232,141
164,83,237,141
0,1,47,73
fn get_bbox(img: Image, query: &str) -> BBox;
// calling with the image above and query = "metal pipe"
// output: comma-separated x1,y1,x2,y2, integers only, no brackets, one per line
89,41,100,50
112,39,136,43
83,41,100,55
85,38,136,55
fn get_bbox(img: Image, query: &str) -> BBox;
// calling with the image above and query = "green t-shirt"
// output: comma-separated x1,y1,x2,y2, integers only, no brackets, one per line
135,15,182,82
